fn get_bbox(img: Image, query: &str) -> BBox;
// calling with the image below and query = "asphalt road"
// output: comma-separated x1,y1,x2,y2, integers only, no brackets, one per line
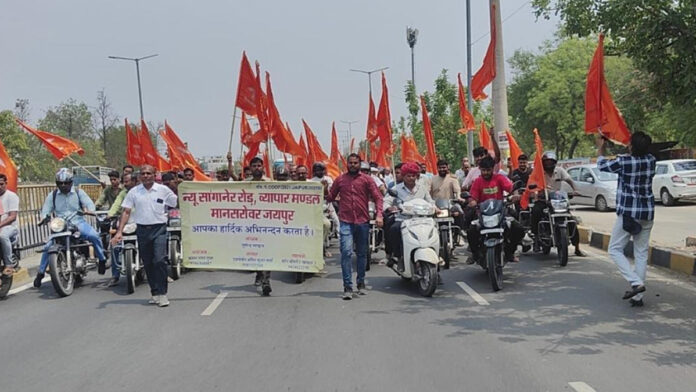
2,245,696,392
574,202,696,249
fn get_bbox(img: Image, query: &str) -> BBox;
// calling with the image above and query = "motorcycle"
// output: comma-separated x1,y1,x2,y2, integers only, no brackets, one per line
95,211,112,260
367,201,383,270
114,220,145,294
528,188,576,267
39,211,97,297
386,191,442,297
434,199,461,269
167,208,184,280
0,239,21,299
469,198,515,291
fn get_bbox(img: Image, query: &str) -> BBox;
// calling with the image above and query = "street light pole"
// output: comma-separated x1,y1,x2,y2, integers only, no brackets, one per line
465,0,474,162
340,120,358,144
349,67,389,96
406,27,419,88
108,54,158,120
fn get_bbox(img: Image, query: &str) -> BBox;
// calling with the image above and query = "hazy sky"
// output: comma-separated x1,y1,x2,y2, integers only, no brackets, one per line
0,0,558,159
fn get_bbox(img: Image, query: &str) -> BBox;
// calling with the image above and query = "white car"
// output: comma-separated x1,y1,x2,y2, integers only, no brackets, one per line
563,164,618,212
653,159,696,206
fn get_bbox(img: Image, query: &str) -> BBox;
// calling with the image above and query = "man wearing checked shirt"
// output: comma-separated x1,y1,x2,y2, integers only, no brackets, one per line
597,132,656,307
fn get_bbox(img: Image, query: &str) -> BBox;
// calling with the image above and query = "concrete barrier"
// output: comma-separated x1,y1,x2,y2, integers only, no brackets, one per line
578,225,696,276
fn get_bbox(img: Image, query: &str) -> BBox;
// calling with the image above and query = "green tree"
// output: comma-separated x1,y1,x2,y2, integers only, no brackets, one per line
532,0,696,144
394,70,487,164
508,37,649,159
0,110,38,182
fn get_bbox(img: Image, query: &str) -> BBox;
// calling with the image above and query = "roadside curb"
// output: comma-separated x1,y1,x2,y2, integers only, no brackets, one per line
578,225,696,276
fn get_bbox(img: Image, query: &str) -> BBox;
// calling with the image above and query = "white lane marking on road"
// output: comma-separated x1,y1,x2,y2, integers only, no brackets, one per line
456,282,490,305
201,291,228,316
8,276,51,296
568,381,597,392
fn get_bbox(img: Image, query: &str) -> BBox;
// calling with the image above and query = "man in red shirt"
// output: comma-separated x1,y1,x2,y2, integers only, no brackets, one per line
326,154,384,299
466,156,525,264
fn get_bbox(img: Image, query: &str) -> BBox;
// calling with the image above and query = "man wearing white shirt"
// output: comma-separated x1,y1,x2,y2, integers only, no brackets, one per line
112,165,178,307
0,174,19,276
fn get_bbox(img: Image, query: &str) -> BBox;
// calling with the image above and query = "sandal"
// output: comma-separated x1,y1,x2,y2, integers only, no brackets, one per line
622,285,646,300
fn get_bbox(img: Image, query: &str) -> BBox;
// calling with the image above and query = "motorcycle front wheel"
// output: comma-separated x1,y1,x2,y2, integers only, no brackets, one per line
48,252,74,297
416,261,438,297
124,249,136,294
486,245,503,291
169,238,182,280
439,229,452,269
556,227,569,267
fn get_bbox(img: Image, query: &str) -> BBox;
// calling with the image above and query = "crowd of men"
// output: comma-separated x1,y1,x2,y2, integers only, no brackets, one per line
0,130,656,307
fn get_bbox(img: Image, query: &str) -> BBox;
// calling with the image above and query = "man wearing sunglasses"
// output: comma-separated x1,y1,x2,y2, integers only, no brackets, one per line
34,168,108,287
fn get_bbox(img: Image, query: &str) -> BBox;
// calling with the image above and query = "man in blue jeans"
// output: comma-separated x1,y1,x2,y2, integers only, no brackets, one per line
326,154,383,300
34,168,108,287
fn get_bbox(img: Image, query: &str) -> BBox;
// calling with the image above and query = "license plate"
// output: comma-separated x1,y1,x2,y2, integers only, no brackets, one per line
685,177,696,185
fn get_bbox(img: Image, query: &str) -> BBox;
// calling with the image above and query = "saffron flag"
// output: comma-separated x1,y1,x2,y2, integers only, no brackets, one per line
420,96,438,174
240,112,254,147
470,4,497,101
265,73,305,156
263,147,272,179
457,73,476,132
584,34,631,145
164,121,210,180
505,130,523,171
400,135,426,164
137,121,159,167
0,138,18,191
159,129,184,170
479,121,493,153
253,61,270,141
349,137,355,154
520,129,546,209
16,119,84,160
375,72,393,155
330,122,347,170
296,134,308,166
366,93,378,142
302,120,329,169
234,51,259,116
125,119,144,166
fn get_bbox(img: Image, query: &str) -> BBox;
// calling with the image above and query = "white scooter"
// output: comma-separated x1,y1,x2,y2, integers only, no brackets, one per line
387,192,442,297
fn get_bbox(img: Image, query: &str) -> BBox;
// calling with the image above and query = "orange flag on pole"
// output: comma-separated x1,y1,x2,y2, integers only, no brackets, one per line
505,130,524,171
330,122,347,170
366,93,378,142
0,138,18,191
349,137,355,154
420,96,438,173
235,51,259,117
296,134,308,166
479,121,493,153
125,119,144,166
584,34,631,145
265,72,305,156
520,129,546,209
16,119,84,160
470,4,497,101
164,121,210,180
375,72,393,155
457,73,476,133
400,135,426,164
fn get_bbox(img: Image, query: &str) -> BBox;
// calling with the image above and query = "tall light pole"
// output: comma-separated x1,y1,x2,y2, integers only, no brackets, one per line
349,67,389,96
108,54,158,120
340,120,358,143
466,1,474,162
406,26,419,88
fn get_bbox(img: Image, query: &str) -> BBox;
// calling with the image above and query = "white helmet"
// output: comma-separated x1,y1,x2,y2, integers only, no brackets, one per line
542,151,558,162
55,168,73,183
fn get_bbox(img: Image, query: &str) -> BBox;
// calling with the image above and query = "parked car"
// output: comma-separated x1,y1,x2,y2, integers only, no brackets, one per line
653,159,696,206
563,164,617,212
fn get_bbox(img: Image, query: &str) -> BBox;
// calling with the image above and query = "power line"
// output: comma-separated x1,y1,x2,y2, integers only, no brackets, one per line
471,1,531,46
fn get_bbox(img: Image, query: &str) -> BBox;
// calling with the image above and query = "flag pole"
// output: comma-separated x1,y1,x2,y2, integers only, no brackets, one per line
227,107,239,156
64,155,103,182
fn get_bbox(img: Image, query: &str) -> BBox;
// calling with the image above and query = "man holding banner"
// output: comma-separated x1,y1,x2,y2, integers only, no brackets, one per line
326,154,383,300
245,157,273,295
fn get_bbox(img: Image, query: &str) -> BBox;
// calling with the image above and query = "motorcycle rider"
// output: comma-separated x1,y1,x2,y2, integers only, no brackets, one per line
34,168,108,288
509,154,530,190
105,172,136,286
430,159,466,245
383,162,437,271
466,156,525,264
95,170,122,210
530,152,584,256
0,174,19,276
